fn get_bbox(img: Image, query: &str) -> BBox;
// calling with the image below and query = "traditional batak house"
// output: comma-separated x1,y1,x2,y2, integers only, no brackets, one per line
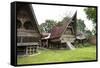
50,12,77,50
41,12,77,50
16,3,41,55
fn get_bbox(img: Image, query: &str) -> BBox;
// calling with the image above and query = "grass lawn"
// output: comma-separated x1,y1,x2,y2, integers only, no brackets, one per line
17,46,96,65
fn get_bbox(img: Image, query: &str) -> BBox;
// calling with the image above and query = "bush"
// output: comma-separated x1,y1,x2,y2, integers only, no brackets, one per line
74,43,95,48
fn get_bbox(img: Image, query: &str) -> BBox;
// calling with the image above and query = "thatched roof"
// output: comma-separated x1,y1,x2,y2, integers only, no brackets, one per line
50,12,77,40
50,25,65,39
76,31,86,39
16,3,41,35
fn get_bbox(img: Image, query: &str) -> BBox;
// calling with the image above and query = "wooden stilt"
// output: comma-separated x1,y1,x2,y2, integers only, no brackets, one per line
34,45,37,53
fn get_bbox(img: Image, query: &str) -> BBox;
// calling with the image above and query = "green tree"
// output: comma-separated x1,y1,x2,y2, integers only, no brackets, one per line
84,7,96,23
84,7,96,35
77,19,86,32
39,20,56,32
85,30,92,38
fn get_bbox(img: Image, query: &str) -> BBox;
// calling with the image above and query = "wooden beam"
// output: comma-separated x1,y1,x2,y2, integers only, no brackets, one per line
17,42,39,46
17,32,40,37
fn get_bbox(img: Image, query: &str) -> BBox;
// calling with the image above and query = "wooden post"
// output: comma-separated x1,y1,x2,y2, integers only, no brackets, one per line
39,40,40,47
26,46,28,55
47,40,48,48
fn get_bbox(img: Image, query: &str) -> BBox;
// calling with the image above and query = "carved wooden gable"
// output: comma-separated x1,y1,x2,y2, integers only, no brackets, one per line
64,23,74,35
16,3,41,45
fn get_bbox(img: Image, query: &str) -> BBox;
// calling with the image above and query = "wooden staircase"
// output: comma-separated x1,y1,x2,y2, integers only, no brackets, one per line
66,41,75,50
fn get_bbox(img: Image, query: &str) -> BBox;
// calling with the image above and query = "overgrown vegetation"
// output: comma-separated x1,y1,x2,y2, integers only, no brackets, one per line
74,43,95,48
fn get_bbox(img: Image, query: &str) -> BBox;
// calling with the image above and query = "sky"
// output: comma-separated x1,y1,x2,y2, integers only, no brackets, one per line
32,4,94,31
